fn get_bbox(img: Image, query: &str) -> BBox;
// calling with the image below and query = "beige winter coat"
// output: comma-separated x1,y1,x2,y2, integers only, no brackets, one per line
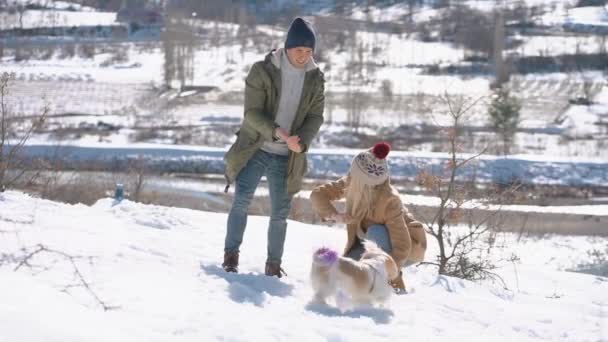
310,177,427,267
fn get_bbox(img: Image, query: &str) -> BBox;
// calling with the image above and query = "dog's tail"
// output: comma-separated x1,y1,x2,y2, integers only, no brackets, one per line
313,247,339,267
361,239,382,252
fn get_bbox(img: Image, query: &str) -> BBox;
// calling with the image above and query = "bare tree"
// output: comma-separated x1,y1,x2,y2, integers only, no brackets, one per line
127,156,147,202
492,10,509,88
405,0,419,23
379,79,393,114
581,77,595,104
566,64,599,106
443,7,494,60
16,1,28,31
416,93,516,284
434,0,451,9
0,72,48,192
161,13,197,89
344,30,373,132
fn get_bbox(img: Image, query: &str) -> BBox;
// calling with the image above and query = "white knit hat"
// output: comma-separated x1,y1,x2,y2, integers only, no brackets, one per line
349,142,391,186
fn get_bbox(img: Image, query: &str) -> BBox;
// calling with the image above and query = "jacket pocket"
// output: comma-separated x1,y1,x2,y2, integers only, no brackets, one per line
288,152,308,178
233,129,260,151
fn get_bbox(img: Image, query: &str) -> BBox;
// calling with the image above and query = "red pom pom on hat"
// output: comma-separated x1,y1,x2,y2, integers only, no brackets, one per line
371,141,391,159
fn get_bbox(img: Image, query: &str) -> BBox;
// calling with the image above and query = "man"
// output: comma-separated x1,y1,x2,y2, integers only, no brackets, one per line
222,17,325,278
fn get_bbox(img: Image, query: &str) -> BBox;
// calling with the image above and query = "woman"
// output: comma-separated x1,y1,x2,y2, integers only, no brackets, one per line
309,142,427,292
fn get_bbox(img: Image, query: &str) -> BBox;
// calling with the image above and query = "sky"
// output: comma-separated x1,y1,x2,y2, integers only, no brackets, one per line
0,190,606,342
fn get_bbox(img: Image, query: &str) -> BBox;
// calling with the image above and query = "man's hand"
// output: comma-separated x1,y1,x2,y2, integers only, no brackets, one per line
275,128,302,153
274,127,290,141
286,135,302,153
327,212,353,224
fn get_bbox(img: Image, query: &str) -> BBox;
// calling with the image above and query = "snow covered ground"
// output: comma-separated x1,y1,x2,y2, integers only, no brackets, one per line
558,86,608,139
0,191,606,341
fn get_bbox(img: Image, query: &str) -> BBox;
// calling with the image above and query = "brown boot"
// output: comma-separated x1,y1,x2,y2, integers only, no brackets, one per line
222,251,239,273
390,271,407,294
265,262,286,278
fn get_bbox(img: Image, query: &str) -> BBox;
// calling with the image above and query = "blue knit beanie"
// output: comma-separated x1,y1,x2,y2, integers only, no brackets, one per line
284,17,316,51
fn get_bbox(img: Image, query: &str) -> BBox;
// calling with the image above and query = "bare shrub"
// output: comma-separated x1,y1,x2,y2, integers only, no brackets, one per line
14,46,33,61
416,93,518,285
1,72,48,192
132,128,163,142
58,43,76,59
8,243,116,310
39,172,110,205
78,43,96,59
127,157,147,202
571,245,608,277
99,48,128,67
380,79,393,104
38,44,56,60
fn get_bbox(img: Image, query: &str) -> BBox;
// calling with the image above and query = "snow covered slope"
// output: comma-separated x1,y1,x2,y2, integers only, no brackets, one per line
0,191,606,341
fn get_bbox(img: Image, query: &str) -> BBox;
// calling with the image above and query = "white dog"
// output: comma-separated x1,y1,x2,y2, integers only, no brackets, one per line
310,241,399,310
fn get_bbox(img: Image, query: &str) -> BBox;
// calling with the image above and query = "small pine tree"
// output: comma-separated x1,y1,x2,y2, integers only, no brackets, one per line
488,88,521,155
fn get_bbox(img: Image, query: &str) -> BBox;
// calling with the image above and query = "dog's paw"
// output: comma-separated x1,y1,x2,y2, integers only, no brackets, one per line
335,290,353,312
394,287,414,295
311,295,328,305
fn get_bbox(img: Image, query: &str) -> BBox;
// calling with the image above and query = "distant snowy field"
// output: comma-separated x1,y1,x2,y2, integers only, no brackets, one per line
0,0,608,160
0,9,118,30
0,191,606,341
2,3,607,158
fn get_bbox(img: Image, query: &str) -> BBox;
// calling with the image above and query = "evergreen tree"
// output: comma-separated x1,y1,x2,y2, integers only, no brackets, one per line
488,88,521,155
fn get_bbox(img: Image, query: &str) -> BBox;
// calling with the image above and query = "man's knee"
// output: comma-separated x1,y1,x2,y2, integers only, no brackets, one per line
232,191,255,211
270,196,292,219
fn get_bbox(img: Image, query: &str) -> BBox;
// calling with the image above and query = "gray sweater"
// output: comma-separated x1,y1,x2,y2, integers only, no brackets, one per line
261,52,306,156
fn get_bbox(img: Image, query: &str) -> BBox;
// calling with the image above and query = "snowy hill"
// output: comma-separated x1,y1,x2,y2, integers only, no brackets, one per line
0,191,606,341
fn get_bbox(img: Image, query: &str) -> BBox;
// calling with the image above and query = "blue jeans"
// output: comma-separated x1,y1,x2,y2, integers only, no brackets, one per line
346,224,411,267
224,150,292,264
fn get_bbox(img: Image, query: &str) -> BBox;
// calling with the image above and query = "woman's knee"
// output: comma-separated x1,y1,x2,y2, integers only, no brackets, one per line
366,224,392,253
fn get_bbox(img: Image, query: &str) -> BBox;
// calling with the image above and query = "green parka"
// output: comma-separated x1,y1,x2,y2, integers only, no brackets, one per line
224,49,325,195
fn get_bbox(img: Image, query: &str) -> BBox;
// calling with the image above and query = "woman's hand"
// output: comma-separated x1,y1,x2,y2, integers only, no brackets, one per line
328,212,353,224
